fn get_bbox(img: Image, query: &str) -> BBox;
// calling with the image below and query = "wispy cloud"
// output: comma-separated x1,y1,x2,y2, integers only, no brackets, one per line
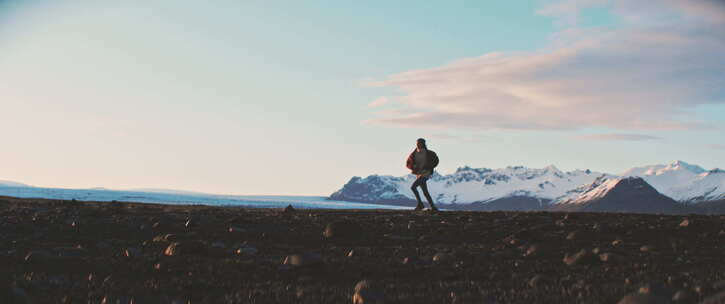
574,133,661,141
364,0,725,132
367,97,389,107
425,133,459,140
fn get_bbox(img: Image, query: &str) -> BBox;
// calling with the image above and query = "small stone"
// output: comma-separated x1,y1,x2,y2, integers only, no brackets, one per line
671,289,695,303
24,250,54,264
640,245,654,252
612,239,623,247
352,280,384,304
323,221,364,239
123,247,141,258
524,244,539,257
563,249,598,266
617,293,670,304
638,281,672,298
599,252,622,263
164,241,206,256
529,274,549,287
347,247,371,257
235,245,258,255
402,256,422,265
566,231,579,240
678,218,690,227
228,226,245,233
283,253,323,267
432,252,452,263
152,234,178,242
185,219,197,228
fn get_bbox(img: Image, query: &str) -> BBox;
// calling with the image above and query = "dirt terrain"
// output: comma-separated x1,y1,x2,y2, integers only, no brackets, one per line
2,196,725,303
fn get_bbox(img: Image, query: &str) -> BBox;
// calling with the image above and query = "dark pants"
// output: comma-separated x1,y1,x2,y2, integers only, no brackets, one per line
411,175,436,208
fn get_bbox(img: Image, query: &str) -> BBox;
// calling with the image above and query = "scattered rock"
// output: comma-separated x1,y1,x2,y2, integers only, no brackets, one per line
528,274,549,287
524,244,539,257
678,218,690,227
347,247,371,257
235,244,258,255
24,250,54,264
638,281,672,298
563,249,598,266
599,252,622,263
152,234,179,242
617,293,670,304
671,289,695,303
352,280,384,304
185,218,197,228
123,247,141,258
323,221,364,239
163,241,206,256
228,226,245,233
283,253,323,267
640,245,655,253
402,256,424,265
432,252,453,263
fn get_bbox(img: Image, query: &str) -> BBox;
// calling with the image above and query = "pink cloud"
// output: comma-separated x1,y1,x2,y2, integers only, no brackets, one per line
365,0,725,132
574,133,661,141
367,97,389,107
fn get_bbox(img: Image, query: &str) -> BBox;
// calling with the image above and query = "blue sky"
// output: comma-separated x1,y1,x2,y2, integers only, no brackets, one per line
1,0,723,195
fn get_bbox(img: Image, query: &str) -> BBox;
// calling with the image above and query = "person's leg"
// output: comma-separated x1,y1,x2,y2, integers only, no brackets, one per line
419,176,438,210
410,177,425,210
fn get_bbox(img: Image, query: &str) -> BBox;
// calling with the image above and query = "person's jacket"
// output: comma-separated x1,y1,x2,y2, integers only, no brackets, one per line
406,149,439,175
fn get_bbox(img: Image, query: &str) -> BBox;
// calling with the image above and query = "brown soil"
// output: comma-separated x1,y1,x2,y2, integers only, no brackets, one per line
1,196,725,303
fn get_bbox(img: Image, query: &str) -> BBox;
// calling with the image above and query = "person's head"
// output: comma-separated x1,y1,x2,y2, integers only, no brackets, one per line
416,138,427,150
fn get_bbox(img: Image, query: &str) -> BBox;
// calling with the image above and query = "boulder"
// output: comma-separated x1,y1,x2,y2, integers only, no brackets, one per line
352,280,384,304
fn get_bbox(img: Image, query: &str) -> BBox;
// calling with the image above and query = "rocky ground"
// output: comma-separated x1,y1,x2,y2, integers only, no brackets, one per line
2,196,725,304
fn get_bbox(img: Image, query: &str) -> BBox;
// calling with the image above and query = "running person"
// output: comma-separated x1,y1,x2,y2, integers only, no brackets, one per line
406,138,439,211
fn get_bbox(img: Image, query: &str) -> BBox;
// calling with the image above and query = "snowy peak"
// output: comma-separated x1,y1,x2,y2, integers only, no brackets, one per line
667,160,706,174
555,177,659,205
622,160,705,177
552,177,683,213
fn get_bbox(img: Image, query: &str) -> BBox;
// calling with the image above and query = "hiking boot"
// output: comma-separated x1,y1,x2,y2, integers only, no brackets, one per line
414,204,425,211
429,205,440,212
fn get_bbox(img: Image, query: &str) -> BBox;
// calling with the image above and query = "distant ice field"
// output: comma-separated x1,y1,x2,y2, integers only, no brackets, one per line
0,186,407,210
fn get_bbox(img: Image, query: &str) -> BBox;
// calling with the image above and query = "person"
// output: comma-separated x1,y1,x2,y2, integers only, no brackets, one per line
406,138,440,211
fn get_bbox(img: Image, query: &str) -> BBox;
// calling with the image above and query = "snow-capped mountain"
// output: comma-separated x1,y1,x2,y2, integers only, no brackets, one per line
0,180,29,187
551,177,684,214
330,161,724,209
621,161,725,202
330,165,608,206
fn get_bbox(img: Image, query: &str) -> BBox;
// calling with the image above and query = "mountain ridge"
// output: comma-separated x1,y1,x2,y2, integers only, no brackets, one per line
330,161,725,212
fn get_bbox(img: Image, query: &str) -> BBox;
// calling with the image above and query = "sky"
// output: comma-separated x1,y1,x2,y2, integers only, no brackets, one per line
0,0,723,195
